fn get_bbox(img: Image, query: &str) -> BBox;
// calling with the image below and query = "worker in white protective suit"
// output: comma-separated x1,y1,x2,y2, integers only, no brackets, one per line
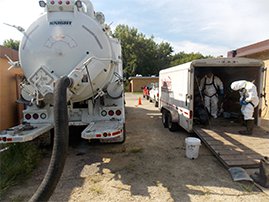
200,72,224,118
230,80,259,135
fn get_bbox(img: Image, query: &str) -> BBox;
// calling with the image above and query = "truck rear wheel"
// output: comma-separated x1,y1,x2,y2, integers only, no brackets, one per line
162,111,168,128
168,113,178,132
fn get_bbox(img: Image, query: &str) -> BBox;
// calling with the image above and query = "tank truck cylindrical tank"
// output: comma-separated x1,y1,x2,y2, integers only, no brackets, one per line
1,0,125,144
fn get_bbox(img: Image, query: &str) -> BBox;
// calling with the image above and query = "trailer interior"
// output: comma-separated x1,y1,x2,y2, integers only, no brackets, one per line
193,65,263,126
192,65,269,169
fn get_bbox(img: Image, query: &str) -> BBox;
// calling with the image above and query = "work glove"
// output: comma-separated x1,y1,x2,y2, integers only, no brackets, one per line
240,100,248,106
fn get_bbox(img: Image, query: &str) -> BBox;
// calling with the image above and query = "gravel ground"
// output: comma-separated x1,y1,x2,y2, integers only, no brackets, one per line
1,92,269,202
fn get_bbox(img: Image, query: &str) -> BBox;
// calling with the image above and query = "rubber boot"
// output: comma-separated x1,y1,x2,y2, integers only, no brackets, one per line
251,156,269,188
239,120,254,135
239,115,246,126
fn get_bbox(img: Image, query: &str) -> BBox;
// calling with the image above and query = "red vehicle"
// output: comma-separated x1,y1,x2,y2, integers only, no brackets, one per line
143,83,153,100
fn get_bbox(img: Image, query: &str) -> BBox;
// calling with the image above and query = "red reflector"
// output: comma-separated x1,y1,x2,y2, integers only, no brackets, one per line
157,93,159,97
25,114,31,120
0,138,2,141
108,133,111,136
96,134,101,137
112,130,121,136
115,110,121,116
7,138,12,141
189,110,193,119
108,110,114,116
33,113,39,120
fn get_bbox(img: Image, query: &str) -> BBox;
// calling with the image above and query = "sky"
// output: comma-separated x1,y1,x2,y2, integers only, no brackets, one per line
0,0,268,56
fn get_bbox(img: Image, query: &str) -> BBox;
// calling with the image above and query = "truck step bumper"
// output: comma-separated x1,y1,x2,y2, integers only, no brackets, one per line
0,123,53,143
81,120,124,140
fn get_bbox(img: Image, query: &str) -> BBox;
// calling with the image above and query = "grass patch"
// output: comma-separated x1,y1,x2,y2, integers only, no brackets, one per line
0,142,42,196
90,185,104,195
128,147,143,153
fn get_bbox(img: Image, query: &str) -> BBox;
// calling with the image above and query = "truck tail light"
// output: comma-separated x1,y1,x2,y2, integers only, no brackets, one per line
40,113,47,119
25,114,31,120
101,110,107,116
108,110,114,116
33,113,39,120
115,110,121,116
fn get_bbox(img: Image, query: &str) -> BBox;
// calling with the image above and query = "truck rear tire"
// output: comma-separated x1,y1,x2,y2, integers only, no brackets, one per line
168,113,178,132
162,111,168,128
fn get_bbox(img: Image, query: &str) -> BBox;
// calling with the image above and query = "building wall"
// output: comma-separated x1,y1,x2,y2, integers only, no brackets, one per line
0,52,24,130
129,77,159,92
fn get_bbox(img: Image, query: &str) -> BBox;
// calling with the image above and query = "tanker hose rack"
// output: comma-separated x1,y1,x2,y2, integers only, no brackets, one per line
29,76,72,202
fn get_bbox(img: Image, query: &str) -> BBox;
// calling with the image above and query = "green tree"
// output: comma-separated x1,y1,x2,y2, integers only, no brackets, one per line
2,39,20,50
113,25,173,77
170,52,212,66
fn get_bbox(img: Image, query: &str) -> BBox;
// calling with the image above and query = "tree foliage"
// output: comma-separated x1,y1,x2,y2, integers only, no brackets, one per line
113,25,173,77
170,52,212,66
113,25,211,77
2,39,20,51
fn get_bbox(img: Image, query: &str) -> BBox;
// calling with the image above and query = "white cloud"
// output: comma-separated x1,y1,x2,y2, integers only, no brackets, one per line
0,0,268,57
172,40,228,57
0,0,43,44
154,36,228,56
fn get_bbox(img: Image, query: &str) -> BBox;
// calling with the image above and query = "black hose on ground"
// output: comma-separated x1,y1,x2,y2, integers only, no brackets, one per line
29,76,71,202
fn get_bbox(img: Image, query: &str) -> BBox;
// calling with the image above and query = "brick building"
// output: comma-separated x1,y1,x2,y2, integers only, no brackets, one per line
227,39,269,129
128,76,159,92
0,45,24,130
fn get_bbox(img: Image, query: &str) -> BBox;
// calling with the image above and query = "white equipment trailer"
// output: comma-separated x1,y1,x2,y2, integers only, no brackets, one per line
0,0,125,144
159,57,266,133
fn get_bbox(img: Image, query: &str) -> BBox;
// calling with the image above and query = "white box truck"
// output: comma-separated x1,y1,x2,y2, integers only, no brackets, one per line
159,57,266,133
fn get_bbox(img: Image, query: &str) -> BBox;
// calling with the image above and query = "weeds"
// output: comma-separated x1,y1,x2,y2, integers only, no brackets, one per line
0,142,42,196
128,147,143,153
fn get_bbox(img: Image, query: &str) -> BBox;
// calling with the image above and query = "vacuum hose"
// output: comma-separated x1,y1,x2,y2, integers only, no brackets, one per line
29,76,72,202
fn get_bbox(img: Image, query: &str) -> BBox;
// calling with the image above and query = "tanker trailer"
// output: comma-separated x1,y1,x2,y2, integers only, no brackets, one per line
0,0,125,144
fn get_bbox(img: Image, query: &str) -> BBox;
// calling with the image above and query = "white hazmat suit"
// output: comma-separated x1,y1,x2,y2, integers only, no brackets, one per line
200,73,224,118
230,80,259,120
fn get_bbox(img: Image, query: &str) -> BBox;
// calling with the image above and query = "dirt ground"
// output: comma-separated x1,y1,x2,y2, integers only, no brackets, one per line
1,92,269,202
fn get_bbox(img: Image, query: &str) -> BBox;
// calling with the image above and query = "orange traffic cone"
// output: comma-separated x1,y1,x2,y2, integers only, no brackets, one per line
138,97,142,105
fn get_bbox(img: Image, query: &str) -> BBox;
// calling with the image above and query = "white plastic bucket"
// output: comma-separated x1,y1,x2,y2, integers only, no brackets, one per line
185,137,201,159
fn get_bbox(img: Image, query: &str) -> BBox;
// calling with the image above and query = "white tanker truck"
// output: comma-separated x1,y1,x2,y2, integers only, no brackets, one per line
1,0,125,144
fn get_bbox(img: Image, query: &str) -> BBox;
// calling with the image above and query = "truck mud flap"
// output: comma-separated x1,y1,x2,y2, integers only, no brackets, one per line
0,123,53,143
